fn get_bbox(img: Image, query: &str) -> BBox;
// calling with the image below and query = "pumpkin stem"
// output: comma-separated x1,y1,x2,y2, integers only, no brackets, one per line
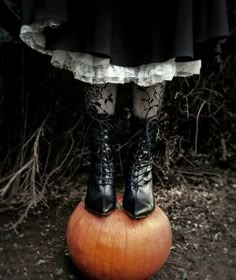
116,194,123,209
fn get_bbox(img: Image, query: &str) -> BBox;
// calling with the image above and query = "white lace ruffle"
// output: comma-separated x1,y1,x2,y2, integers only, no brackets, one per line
20,22,202,86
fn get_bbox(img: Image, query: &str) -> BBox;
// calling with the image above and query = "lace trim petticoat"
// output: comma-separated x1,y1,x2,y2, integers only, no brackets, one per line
20,21,202,86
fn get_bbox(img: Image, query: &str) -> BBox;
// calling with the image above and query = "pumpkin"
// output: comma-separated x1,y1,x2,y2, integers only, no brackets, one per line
66,195,172,280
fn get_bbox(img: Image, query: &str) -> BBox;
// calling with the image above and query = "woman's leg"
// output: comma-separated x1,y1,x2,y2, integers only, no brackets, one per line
83,83,118,215
84,83,117,116
123,82,166,218
130,82,165,120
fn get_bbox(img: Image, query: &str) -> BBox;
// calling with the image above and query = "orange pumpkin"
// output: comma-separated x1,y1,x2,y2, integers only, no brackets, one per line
66,195,172,280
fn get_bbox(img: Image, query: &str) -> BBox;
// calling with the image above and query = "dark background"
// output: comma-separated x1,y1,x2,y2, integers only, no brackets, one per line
0,0,235,179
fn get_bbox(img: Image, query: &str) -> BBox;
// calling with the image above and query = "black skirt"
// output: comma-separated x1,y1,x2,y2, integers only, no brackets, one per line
21,0,229,67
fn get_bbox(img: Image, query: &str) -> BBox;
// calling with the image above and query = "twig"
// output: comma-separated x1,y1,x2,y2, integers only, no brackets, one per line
42,134,74,193
0,159,34,197
194,100,206,155
0,199,38,232
220,135,227,161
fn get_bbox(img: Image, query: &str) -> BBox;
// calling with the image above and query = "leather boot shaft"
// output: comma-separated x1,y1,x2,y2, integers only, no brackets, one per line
85,113,116,215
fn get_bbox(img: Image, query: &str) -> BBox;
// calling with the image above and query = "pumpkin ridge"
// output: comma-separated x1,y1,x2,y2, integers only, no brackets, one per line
89,214,101,279
133,217,141,279
93,214,104,278
108,212,117,280
123,213,128,280
137,217,148,280
114,210,127,280
148,214,161,275
138,219,148,280
85,212,100,275
68,205,86,260
102,211,114,278
79,209,95,272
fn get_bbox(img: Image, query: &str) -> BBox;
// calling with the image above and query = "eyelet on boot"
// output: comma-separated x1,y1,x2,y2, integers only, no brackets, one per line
123,116,158,219
84,113,116,216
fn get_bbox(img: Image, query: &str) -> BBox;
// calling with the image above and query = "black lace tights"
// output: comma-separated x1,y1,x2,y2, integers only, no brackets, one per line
84,82,166,120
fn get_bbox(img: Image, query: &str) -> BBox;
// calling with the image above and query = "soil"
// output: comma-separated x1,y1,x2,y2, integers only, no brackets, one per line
0,171,236,280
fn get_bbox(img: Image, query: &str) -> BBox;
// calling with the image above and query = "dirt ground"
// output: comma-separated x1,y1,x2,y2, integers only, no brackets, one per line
0,170,236,280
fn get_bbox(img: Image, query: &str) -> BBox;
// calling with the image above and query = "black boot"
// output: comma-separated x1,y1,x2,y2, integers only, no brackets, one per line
123,116,158,219
85,113,116,216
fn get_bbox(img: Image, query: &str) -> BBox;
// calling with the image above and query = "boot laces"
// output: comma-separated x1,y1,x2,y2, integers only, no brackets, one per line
91,122,115,184
127,120,158,190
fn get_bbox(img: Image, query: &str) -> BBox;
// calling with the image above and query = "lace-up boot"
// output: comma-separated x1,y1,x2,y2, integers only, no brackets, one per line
123,116,158,219
85,113,116,215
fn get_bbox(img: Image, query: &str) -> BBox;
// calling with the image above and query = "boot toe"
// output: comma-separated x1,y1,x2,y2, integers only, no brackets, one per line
123,197,155,219
85,192,116,216
123,184,155,219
